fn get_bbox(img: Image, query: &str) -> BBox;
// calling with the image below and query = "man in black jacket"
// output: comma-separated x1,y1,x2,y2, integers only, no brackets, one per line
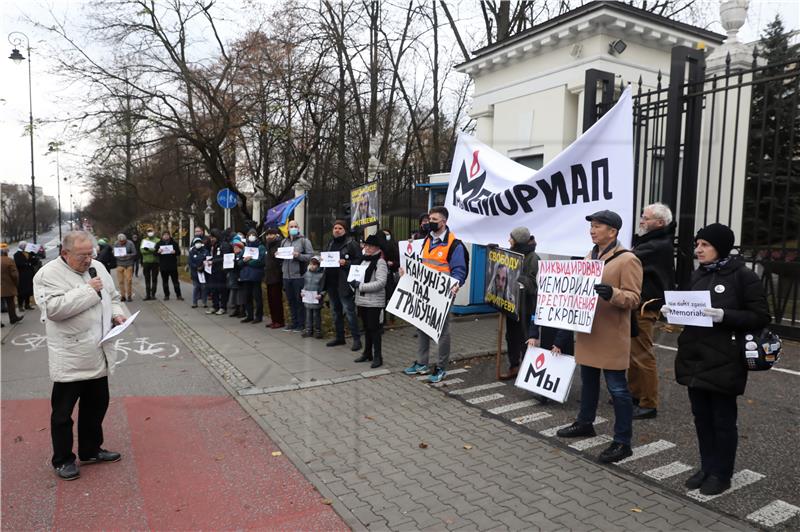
629,203,675,419
323,219,362,351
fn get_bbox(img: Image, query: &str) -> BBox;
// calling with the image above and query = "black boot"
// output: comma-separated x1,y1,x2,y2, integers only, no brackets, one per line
354,336,372,362
370,336,383,368
350,336,363,352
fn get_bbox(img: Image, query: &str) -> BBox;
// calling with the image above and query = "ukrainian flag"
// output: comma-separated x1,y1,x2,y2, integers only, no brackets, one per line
265,194,306,237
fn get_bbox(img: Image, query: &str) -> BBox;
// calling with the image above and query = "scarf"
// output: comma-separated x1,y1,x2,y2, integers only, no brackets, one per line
700,255,732,272
362,251,381,283
591,240,618,260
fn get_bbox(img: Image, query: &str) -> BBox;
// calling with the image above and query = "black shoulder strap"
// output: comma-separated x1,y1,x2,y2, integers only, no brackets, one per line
604,249,632,265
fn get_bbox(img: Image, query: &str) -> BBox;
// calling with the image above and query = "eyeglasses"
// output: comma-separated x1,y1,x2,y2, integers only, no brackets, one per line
67,250,94,260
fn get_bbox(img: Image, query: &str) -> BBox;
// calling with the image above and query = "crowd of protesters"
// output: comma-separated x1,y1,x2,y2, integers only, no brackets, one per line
0,241,45,326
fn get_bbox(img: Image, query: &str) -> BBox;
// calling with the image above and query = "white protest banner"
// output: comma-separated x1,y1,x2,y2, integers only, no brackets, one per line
222,253,235,269
534,260,604,333
197,272,206,284
347,264,368,283
445,88,633,257
204,260,212,275
243,246,260,259
276,246,294,260
25,243,40,253
301,290,319,304
114,247,127,257
320,251,340,268
386,258,457,343
515,347,576,403
140,240,156,250
664,290,713,327
159,244,174,254
399,239,424,271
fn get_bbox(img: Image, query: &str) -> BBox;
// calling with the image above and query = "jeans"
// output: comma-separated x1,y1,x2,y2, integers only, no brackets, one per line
283,278,305,329
416,313,451,369
192,278,206,305
161,270,181,297
305,307,322,333
330,285,361,340
688,388,738,480
143,263,159,297
243,281,264,320
50,376,109,467
577,365,633,446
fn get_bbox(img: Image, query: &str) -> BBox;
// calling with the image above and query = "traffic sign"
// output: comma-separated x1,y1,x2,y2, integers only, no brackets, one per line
217,188,238,209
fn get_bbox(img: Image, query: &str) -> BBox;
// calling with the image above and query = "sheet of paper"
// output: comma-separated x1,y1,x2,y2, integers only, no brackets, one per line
141,240,156,249
159,244,174,254
301,290,319,304
347,264,368,283
223,253,235,269
197,272,206,284
320,251,340,268
664,290,713,327
113,247,127,257
276,246,295,260
204,260,212,274
244,246,260,259
25,243,40,253
99,310,140,345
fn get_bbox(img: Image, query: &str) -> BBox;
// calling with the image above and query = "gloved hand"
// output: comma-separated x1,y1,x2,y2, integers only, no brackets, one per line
703,307,724,323
659,305,672,315
350,280,360,291
594,283,613,301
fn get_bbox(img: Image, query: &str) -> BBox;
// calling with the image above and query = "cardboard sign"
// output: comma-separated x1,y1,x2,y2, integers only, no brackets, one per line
114,247,128,257
515,347,576,403
159,244,175,254
204,260,212,275
276,246,294,260
485,247,523,319
301,290,319,304
386,258,457,343
399,239,424,271
25,243,40,253
141,240,156,250
222,253,235,269
347,264,367,283
534,260,604,333
351,181,380,229
244,246,260,259
197,272,206,284
320,251,340,268
664,290,713,327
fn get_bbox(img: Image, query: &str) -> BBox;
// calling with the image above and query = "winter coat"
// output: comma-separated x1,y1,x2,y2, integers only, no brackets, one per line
323,236,362,293
302,268,325,309
140,236,160,264
632,221,676,311
227,248,244,290
155,239,180,272
13,250,38,297
511,241,539,320
264,239,283,285
239,244,266,283
355,255,388,308
209,240,233,285
114,240,138,268
33,257,128,382
575,242,643,370
1,255,19,297
188,245,209,281
96,244,117,272
675,258,770,396
280,235,314,280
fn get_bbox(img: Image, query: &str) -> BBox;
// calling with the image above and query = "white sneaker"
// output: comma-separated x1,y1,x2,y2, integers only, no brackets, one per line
215,309,225,315
205,308,216,315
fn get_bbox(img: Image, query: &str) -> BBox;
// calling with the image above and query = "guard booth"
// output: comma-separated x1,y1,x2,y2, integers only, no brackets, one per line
416,173,494,315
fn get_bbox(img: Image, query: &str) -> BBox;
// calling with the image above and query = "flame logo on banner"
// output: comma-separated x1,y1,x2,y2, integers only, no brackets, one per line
534,352,546,370
406,241,413,253
469,150,481,179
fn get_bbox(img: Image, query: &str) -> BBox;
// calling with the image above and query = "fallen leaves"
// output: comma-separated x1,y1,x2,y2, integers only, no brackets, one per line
214,455,224,461
463,444,473,450
321,499,333,505
13,435,23,443
418,442,428,449
631,508,643,513
145,416,151,421
271,451,283,457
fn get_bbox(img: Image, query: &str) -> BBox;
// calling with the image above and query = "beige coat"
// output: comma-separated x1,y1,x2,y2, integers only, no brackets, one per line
33,258,128,382
575,242,643,370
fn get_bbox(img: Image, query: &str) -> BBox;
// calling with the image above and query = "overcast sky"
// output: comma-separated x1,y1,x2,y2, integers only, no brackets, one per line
1,0,798,209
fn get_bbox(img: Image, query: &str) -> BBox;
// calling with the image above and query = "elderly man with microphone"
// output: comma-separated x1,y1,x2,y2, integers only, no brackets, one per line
33,231,129,481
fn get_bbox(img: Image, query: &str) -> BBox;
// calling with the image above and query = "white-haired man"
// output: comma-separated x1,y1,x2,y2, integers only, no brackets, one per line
33,231,129,481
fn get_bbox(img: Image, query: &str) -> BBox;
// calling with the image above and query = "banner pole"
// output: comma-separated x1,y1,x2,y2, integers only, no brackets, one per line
495,313,504,380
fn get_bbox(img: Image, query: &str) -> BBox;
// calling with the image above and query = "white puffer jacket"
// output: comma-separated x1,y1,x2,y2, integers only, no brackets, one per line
33,258,128,382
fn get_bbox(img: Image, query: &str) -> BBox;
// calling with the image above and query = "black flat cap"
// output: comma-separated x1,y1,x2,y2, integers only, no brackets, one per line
585,210,623,230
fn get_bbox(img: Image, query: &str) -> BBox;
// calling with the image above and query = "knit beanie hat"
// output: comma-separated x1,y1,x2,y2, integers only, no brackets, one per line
695,223,735,258
333,219,349,231
510,227,531,245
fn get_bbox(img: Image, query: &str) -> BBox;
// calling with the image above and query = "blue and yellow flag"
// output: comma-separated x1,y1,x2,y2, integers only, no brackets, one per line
265,194,306,237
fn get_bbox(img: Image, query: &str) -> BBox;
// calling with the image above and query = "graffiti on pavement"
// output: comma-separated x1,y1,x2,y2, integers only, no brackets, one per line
11,333,48,352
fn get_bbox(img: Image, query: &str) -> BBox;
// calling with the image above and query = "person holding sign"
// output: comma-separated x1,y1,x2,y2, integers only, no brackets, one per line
206,229,232,315
281,220,314,332
301,256,325,338
556,210,642,464
13,240,41,311
662,224,769,496
353,235,388,368
114,234,137,302
402,207,468,384
155,231,182,301
240,229,266,323
263,227,285,329
322,220,362,351
140,228,160,301
188,237,210,308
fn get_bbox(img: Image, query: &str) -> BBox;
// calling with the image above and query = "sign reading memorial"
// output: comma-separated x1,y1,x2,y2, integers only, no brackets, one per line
484,247,523,319
663,290,713,327
534,260,604,333
514,346,577,403
386,258,457,343
351,181,380,229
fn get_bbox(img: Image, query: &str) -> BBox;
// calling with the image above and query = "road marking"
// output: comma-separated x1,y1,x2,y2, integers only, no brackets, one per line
449,382,506,395
569,435,613,451
746,500,800,528
511,412,552,425
416,368,467,381
430,378,464,388
467,393,505,405
773,367,800,376
617,439,676,464
539,417,607,437
643,461,693,480
687,469,765,502
488,399,540,415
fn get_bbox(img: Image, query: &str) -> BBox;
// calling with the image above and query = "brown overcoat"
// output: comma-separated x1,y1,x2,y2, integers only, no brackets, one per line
575,242,643,370
1,255,19,297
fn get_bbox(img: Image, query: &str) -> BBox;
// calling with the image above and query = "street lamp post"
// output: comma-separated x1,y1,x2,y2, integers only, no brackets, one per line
48,142,63,244
8,32,37,244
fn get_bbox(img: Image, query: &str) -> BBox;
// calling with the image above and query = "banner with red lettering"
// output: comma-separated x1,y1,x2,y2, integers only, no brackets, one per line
534,259,605,333
515,346,577,403
445,88,633,257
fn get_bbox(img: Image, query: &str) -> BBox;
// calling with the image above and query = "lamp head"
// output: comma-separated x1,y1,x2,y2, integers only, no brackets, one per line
8,47,25,63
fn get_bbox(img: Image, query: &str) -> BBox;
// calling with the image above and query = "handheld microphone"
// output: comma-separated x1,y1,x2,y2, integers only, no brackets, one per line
88,267,102,299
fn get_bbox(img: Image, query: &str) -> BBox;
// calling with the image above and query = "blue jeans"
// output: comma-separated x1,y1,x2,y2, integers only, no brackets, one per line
577,365,633,446
330,285,361,340
191,278,206,305
283,278,305,329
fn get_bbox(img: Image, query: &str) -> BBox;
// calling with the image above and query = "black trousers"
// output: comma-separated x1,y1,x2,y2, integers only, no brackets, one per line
143,263,159,296
2,296,20,321
505,310,532,368
688,387,738,481
359,307,382,358
51,376,110,467
161,270,181,297
243,281,264,320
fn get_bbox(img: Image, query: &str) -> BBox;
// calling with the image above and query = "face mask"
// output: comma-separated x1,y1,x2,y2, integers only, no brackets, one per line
247,236,257,243
384,234,391,241
289,228,299,236
195,232,203,237
147,232,154,237
425,222,439,233
194,242,203,249
309,265,318,272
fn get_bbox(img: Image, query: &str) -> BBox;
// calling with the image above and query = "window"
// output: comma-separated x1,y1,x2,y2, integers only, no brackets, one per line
513,154,544,171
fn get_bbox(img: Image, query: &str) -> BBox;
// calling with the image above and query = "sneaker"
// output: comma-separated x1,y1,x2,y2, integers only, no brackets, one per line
326,338,346,347
176,295,184,301
283,325,295,332
632,406,657,420
215,309,225,315
205,308,216,315
598,442,632,463
191,304,198,308
403,362,429,375
428,367,446,383
556,422,596,438
240,317,253,323
81,449,122,464
699,475,731,496
684,470,708,490
54,461,80,480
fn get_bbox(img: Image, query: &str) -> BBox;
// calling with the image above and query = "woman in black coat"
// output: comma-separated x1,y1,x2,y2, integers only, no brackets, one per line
663,223,769,496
